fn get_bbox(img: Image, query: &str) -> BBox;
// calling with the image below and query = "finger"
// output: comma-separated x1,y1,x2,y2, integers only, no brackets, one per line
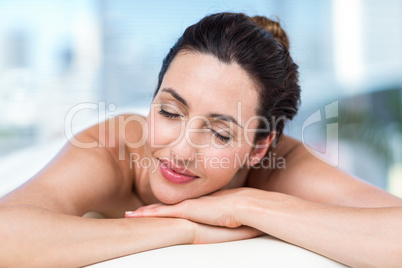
192,224,264,245
125,203,180,218
125,203,165,218
129,199,220,225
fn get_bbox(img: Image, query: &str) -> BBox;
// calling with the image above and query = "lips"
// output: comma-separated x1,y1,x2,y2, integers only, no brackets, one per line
158,158,199,184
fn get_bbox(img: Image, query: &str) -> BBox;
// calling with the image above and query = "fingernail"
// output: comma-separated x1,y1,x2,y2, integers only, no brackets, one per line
125,211,138,217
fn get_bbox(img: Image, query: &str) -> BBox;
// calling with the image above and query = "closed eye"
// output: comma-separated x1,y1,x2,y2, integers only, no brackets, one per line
158,108,181,118
210,129,231,143
159,107,231,143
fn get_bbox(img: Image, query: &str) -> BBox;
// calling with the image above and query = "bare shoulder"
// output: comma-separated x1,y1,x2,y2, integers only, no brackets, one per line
0,113,147,217
247,135,402,207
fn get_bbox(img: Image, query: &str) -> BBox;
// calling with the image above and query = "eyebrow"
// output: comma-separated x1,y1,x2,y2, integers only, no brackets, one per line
161,88,189,108
208,113,244,129
160,87,243,128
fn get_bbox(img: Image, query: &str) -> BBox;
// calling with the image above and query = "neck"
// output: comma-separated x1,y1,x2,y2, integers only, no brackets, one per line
132,143,160,205
134,166,160,205
221,166,250,190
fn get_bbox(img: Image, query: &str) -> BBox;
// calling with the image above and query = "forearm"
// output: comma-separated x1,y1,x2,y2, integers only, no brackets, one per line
238,190,402,267
0,205,192,267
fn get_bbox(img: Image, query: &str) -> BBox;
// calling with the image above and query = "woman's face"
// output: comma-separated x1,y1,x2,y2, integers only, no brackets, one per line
145,51,260,204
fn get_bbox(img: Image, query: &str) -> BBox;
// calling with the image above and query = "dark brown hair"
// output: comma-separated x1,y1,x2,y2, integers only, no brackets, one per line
154,12,300,144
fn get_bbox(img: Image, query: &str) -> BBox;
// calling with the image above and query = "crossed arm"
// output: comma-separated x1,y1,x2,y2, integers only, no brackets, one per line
126,138,402,268
125,187,402,267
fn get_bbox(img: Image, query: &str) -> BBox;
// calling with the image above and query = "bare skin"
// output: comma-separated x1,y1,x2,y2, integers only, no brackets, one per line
1,52,402,267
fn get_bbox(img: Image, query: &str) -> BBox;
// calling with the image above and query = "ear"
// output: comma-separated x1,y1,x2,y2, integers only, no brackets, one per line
248,132,276,167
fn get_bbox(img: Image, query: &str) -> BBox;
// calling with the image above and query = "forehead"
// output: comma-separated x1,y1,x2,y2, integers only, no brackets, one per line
160,52,259,123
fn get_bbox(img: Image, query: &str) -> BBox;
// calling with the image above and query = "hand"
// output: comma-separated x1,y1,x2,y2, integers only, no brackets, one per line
125,188,255,228
190,221,264,245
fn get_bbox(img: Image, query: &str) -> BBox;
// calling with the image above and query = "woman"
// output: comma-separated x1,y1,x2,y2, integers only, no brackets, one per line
0,12,401,267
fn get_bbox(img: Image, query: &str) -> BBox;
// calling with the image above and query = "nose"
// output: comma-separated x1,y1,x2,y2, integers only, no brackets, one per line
169,116,209,163
169,128,196,163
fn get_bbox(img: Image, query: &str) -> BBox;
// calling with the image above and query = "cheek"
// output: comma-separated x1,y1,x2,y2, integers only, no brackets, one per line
200,148,245,186
146,115,184,148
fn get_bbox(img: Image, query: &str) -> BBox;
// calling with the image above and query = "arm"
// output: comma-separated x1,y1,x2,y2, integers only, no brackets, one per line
0,115,189,267
127,188,402,267
242,137,402,266
0,204,261,267
0,206,192,267
238,189,402,268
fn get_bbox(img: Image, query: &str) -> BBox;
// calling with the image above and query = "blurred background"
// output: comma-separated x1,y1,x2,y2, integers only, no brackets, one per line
0,0,401,196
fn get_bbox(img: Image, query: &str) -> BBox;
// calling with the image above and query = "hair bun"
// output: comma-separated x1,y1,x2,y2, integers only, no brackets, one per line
250,16,289,50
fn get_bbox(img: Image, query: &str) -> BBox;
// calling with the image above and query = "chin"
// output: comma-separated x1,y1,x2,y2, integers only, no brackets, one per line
153,190,187,205
149,180,190,204
159,197,184,205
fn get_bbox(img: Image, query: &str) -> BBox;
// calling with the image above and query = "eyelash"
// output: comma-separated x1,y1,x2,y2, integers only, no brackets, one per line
210,129,231,143
158,108,231,143
158,109,181,118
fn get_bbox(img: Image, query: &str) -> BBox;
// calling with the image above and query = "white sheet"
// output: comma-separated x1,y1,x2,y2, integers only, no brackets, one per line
88,236,346,268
